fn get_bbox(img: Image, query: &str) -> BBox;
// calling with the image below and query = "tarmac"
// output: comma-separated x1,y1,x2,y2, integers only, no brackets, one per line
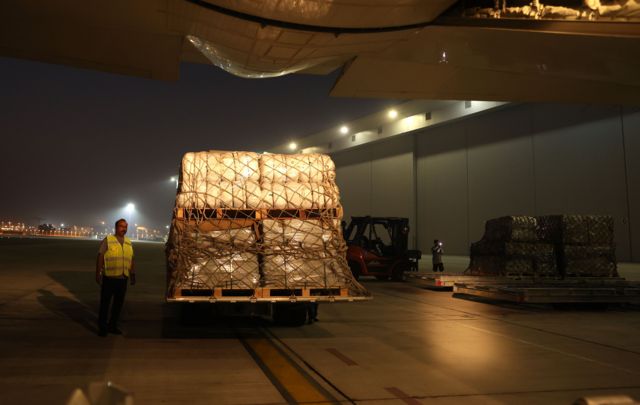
1,237,639,404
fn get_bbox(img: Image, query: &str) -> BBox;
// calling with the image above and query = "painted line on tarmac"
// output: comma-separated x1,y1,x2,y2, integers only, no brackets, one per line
242,337,340,404
326,348,357,366
385,387,422,405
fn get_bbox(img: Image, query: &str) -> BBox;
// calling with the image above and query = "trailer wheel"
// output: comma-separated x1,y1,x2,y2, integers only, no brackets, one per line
391,267,406,281
349,262,361,280
180,303,212,325
272,303,307,326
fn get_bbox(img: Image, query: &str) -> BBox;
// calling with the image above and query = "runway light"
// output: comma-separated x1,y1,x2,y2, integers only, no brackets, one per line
340,125,349,135
388,109,398,119
288,142,297,151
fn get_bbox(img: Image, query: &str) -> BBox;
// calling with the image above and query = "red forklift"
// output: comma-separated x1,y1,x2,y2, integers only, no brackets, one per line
344,217,421,281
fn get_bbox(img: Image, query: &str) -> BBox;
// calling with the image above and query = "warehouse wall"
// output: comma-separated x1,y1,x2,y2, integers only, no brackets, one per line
416,121,469,255
530,105,631,260
333,136,415,246
623,107,640,262
333,104,639,262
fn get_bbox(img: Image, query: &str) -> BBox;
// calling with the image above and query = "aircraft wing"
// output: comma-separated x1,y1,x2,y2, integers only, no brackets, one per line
1,0,639,103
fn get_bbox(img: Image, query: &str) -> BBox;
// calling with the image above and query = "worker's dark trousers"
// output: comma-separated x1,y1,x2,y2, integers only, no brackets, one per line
433,262,444,272
306,302,319,323
98,277,128,331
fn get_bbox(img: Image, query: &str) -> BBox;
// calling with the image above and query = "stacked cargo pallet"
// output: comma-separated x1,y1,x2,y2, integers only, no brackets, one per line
165,150,368,299
468,216,556,277
468,214,617,278
538,215,617,277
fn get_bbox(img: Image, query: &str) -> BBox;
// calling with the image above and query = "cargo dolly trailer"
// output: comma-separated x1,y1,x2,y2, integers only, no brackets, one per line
165,151,371,325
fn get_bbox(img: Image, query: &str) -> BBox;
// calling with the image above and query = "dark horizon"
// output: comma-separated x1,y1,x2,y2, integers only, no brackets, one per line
0,57,394,229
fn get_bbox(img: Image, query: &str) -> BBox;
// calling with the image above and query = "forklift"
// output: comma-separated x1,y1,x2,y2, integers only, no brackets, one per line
343,217,421,281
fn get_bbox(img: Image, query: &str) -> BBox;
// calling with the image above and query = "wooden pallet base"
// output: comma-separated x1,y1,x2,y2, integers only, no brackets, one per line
173,287,350,300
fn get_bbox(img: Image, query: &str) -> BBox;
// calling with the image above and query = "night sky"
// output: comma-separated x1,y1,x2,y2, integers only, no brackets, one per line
0,57,393,230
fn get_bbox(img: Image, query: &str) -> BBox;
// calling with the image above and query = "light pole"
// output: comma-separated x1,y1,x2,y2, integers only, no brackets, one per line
124,203,136,236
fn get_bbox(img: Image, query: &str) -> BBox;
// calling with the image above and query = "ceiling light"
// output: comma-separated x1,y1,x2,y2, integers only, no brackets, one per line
388,109,398,119
340,126,349,135
288,142,297,151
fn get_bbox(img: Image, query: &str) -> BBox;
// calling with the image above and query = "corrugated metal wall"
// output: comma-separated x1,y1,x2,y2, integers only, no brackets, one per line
332,104,640,262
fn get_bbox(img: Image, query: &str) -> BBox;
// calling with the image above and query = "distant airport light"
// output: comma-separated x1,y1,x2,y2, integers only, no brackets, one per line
388,109,398,119
439,50,448,64
125,203,135,213
340,125,349,135
60,223,64,227
288,142,297,151
170,176,176,182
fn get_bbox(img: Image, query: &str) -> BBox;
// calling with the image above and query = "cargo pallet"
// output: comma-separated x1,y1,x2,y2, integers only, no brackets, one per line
168,286,367,303
175,207,342,220
452,278,640,304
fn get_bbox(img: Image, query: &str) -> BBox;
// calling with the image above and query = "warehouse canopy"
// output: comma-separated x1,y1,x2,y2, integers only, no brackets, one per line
2,0,639,103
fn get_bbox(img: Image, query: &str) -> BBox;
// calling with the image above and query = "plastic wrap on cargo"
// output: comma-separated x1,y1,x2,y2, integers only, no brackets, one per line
284,182,313,210
180,182,339,210
204,180,261,209
177,151,339,210
263,219,339,250
244,180,263,209
260,153,334,183
174,253,260,290
262,253,343,288
203,151,260,183
198,227,257,250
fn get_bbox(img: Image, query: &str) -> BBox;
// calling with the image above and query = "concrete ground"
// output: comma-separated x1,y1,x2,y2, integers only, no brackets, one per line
1,238,639,404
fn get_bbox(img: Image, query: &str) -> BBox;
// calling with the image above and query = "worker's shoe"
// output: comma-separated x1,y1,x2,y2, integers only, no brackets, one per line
108,326,123,335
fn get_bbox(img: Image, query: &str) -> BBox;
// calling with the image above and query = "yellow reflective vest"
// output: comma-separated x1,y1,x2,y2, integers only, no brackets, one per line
103,235,133,278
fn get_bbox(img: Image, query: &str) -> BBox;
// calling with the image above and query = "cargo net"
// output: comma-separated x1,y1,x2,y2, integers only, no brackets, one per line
166,151,370,298
468,215,617,278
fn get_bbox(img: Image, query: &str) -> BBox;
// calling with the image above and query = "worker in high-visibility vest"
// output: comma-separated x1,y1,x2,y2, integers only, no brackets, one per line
96,218,136,336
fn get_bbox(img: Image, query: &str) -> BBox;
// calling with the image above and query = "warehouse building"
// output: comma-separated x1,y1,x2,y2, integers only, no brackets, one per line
271,101,640,263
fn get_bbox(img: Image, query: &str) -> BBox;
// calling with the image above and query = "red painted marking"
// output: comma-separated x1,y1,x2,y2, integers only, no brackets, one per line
326,348,357,366
385,387,422,405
